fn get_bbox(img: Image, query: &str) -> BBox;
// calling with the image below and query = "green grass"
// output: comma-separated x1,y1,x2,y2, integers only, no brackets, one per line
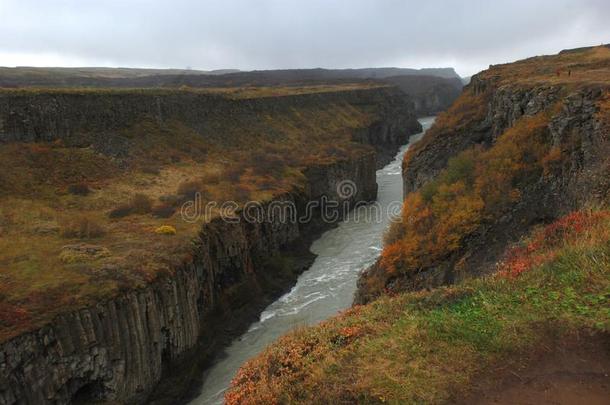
226,213,610,404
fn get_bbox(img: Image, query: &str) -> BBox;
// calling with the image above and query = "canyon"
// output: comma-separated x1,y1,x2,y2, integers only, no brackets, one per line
0,84,421,404
2,45,608,405
225,45,610,404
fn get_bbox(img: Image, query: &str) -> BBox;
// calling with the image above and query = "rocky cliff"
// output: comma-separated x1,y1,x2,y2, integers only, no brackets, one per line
0,86,419,404
0,87,420,166
356,46,610,303
383,75,463,116
403,77,607,201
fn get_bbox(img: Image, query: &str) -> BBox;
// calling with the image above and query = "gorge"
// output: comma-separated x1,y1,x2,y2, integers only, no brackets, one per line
226,45,610,404
1,45,608,405
0,82,424,404
188,117,434,404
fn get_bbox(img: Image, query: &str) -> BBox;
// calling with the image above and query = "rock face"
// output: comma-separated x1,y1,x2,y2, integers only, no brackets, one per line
403,76,605,198
0,87,421,165
356,73,609,304
0,88,419,405
383,75,463,116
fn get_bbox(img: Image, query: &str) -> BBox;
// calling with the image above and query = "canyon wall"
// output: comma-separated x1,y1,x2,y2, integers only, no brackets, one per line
356,73,609,303
404,76,607,202
383,75,463,116
0,87,421,163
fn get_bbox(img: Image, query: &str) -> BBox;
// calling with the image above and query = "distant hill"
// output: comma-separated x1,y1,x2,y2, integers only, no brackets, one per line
0,66,459,88
0,66,463,115
0,66,240,81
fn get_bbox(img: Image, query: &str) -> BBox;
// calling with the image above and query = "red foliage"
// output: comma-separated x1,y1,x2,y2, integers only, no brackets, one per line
541,210,608,245
0,302,30,328
498,210,609,277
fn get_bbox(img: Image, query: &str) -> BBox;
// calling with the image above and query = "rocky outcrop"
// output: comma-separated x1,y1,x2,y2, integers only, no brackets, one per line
403,78,562,196
0,87,420,165
0,87,419,404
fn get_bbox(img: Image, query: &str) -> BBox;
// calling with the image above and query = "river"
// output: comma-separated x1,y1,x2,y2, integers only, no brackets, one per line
188,117,435,404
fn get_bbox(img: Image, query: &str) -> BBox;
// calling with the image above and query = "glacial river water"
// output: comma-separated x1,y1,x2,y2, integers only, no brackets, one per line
189,117,435,404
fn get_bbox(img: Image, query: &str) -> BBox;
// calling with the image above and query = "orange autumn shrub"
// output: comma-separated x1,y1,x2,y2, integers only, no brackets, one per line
404,87,490,168
475,113,550,212
380,183,483,274
381,110,561,278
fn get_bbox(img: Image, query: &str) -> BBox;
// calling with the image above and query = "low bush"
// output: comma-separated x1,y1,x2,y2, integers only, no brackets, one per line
0,302,29,328
498,210,610,277
154,225,176,235
130,193,153,214
141,164,161,175
177,180,203,199
108,204,132,218
225,163,245,182
108,193,153,218
67,183,91,196
60,216,105,239
151,203,176,218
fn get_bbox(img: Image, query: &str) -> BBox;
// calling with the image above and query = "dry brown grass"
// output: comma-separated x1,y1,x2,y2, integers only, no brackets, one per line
479,45,610,87
0,82,385,99
60,215,105,239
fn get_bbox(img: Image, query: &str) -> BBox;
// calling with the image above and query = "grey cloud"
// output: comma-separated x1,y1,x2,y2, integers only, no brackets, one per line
1,0,609,76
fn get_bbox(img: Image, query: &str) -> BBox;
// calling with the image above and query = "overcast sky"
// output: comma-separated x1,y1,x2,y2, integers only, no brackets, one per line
1,0,609,76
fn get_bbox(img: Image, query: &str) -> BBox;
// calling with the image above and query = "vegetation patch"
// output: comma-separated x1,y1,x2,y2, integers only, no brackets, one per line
154,225,177,236
380,112,553,283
